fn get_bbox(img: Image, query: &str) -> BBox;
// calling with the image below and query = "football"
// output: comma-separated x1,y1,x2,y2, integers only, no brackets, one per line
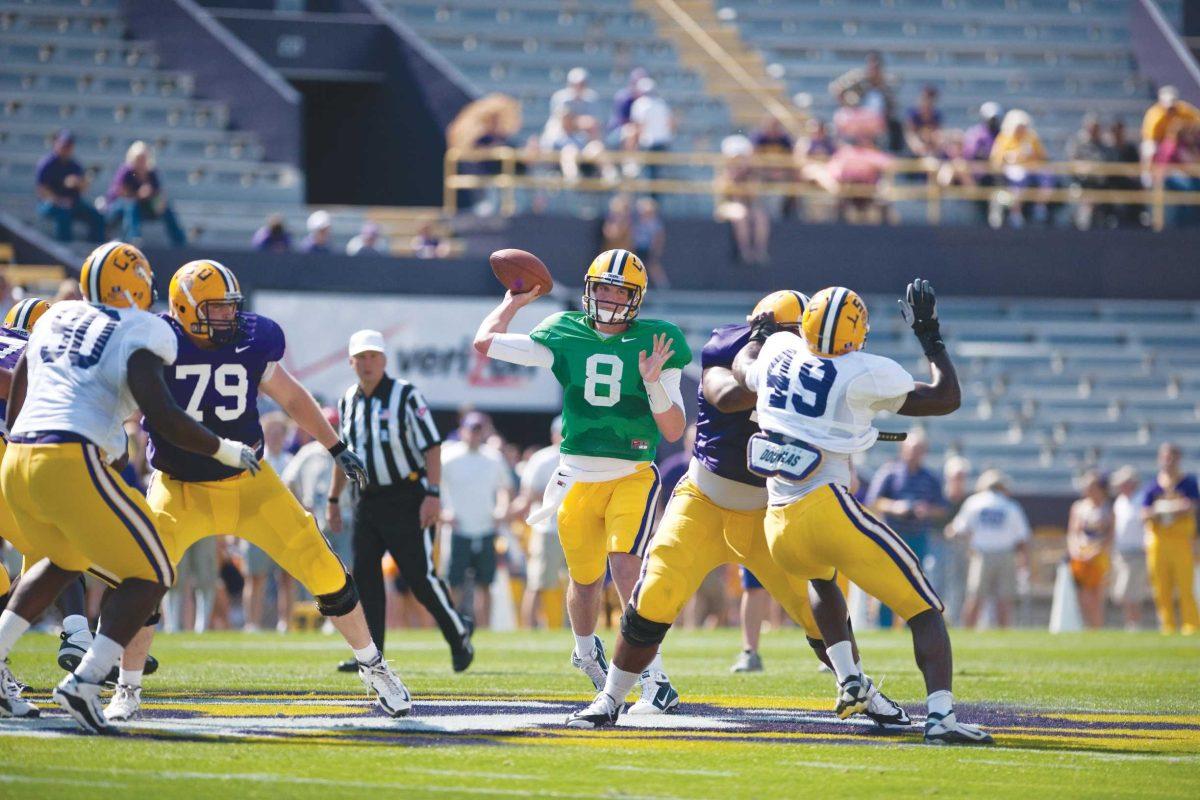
489,248,553,295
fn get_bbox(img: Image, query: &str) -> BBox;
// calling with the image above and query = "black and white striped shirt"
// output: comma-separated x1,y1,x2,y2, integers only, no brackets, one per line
338,375,442,489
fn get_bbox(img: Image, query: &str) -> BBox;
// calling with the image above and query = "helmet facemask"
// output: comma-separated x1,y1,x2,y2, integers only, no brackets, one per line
196,294,245,345
584,277,642,325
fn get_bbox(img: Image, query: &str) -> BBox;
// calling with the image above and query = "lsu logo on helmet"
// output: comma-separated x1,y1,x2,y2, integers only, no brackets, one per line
4,297,51,333
79,241,155,310
583,248,648,324
802,287,869,357
751,290,810,329
169,260,244,345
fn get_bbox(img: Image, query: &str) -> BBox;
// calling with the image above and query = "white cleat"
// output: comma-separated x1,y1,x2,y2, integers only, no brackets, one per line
834,673,876,719
52,673,108,733
862,679,912,730
0,660,39,719
565,691,622,729
924,711,994,745
358,657,412,718
104,683,142,722
570,634,609,692
626,670,680,715
57,627,93,673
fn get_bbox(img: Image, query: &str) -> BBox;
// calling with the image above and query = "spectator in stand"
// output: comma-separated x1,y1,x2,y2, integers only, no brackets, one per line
935,129,976,191
410,222,451,259
989,109,1054,228
441,412,514,628
1108,118,1145,228
829,51,902,152
0,273,14,311
627,78,674,186
751,115,797,217
962,102,1003,223
865,432,948,628
940,455,973,625
608,67,648,136
602,194,634,251
243,413,296,631
53,277,82,303
517,417,567,630
300,210,333,254
551,68,598,120
1150,118,1200,227
1067,470,1114,629
715,134,770,265
631,197,669,288
105,140,186,246
797,117,836,160
252,213,292,252
35,129,104,243
1141,442,1199,634
905,85,943,158
951,470,1030,630
805,109,894,224
1068,115,1115,230
346,221,386,256
1109,466,1147,631
1140,85,1200,167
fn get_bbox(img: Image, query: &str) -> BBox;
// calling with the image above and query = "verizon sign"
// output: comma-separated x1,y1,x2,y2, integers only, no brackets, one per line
254,291,562,411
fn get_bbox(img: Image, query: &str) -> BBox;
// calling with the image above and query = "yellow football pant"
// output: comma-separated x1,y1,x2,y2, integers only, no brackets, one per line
633,478,820,638
0,440,173,584
765,483,943,622
557,463,661,585
1145,533,1199,634
148,462,347,597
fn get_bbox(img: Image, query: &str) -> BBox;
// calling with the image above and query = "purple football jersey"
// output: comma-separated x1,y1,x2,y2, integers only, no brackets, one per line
0,326,29,433
693,323,763,487
146,312,285,481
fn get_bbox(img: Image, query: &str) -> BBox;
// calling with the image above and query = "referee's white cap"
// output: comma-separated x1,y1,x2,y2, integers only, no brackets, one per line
348,329,386,357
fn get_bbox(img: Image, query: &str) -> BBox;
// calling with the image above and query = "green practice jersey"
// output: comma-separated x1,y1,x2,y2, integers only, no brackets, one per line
530,311,692,461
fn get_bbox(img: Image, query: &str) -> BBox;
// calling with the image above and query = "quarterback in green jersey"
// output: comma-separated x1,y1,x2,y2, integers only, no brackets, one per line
474,248,691,716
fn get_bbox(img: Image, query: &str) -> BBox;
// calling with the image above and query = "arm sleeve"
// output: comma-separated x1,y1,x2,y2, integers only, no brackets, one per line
264,318,286,363
659,368,684,410
404,387,442,452
742,331,785,392
487,333,555,368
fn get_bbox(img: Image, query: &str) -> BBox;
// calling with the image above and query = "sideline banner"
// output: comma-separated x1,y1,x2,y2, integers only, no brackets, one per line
254,291,562,411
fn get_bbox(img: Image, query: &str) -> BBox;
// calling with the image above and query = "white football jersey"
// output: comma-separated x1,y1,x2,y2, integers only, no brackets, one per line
744,331,915,502
12,301,177,458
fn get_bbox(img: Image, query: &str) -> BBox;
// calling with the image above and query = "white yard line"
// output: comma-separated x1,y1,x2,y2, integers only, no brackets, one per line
602,765,739,777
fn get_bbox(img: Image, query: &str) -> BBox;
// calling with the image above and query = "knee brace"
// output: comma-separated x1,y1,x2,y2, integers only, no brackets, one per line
316,573,359,617
620,605,672,647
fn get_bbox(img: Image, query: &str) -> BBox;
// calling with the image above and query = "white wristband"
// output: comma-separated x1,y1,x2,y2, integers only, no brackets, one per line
214,438,247,468
644,379,673,414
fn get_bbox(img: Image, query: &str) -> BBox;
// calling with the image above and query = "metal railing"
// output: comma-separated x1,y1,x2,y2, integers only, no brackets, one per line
443,146,1200,230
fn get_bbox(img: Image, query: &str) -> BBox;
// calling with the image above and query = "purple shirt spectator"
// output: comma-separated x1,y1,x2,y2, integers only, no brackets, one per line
35,153,84,202
865,460,947,538
106,163,161,203
252,217,291,252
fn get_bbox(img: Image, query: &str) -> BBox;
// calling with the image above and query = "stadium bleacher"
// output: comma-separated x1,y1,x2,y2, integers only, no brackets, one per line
719,0,1184,156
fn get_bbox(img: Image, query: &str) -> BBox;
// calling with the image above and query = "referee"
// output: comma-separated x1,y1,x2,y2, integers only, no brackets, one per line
327,329,474,672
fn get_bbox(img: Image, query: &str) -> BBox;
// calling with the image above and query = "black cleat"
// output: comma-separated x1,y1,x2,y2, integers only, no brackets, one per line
103,653,158,687
565,692,622,729
924,711,994,745
336,659,359,673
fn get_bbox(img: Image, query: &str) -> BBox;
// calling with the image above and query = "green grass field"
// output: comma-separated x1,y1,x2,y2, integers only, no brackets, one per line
1,628,1198,799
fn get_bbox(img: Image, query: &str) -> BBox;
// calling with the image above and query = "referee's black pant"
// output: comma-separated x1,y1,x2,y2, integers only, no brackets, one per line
351,483,467,652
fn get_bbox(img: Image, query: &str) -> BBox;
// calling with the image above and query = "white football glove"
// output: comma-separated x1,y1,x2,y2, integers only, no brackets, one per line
214,438,261,475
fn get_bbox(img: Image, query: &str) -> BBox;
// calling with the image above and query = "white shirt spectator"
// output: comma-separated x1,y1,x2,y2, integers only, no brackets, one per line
441,441,514,537
550,86,598,120
630,94,673,148
951,490,1031,553
521,444,561,533
1112,493,1145,554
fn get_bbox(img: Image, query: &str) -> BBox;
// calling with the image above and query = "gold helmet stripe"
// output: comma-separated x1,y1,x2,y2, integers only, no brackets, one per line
208,260,239,294
820,287,849,355
84,241,122,303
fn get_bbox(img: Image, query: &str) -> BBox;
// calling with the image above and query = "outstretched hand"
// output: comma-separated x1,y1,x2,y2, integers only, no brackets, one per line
898,277,944,358
639,332,676,383
504,284,544,310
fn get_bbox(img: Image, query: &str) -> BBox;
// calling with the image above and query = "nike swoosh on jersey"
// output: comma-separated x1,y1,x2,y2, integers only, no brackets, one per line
235,345,251,353
621,337,636,342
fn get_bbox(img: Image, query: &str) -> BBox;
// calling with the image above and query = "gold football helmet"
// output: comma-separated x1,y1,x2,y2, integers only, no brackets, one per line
168,260,244,344
802,287,869,357
583,248,648,324
3,297,51,333
79,241,155,310
751,290,809,330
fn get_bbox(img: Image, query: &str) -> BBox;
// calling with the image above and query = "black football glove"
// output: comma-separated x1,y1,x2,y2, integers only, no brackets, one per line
747,310,781,344
898,278,945,358
329,441,368,491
